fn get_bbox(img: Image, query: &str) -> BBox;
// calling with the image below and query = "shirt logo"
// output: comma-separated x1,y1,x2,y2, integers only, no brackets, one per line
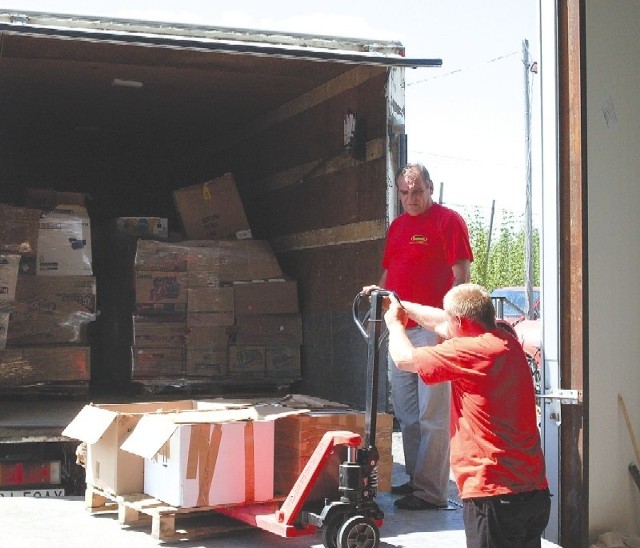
410,235,428,244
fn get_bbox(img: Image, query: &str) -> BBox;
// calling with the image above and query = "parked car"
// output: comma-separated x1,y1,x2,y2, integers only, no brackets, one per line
491,286,542,394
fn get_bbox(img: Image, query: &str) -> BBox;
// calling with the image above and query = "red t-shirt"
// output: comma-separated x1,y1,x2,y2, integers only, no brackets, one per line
415,329,548,499
382,204,473,325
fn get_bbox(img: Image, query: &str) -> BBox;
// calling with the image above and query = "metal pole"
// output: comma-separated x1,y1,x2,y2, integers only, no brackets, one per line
483,200,495,286
523,39,534,319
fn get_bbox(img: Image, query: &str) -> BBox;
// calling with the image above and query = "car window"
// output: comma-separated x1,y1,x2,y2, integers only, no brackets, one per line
491,288,540,318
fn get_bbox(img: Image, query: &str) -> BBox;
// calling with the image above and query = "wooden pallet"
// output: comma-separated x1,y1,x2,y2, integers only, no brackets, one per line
85,485,254,542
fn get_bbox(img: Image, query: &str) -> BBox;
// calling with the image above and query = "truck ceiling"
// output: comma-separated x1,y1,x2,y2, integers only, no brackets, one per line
0,11,441,140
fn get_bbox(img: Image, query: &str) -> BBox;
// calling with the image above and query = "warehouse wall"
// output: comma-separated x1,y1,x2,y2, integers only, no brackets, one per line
585,0,640,539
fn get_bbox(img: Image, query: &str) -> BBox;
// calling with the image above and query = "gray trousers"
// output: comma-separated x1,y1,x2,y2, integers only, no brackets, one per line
389,326,451,506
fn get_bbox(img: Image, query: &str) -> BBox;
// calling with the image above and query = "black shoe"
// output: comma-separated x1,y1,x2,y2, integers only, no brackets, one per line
394,495,449,511
390,482,414,495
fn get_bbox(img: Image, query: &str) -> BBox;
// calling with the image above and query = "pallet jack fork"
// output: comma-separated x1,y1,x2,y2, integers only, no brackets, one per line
216,290,389,548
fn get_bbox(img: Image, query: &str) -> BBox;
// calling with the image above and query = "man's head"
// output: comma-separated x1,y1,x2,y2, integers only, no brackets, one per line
395,163,434,216
443,283,496,335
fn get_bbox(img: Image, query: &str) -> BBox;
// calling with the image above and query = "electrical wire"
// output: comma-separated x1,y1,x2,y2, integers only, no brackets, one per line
408,50,520,87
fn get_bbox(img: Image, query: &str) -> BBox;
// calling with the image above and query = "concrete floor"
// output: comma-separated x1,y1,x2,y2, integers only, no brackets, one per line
0,432,561,547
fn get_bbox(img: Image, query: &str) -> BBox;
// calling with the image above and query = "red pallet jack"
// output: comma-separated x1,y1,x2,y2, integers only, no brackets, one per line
215,290,390,548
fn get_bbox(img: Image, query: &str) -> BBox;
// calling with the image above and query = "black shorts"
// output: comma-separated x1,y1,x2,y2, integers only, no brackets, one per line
463,488,551,548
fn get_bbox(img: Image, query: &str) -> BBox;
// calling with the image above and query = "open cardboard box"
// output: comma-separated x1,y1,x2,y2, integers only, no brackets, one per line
62,400,248,496
120,405,307,508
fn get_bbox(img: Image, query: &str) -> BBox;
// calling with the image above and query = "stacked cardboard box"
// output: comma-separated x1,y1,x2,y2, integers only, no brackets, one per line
130,238,301,382
0,194,95,389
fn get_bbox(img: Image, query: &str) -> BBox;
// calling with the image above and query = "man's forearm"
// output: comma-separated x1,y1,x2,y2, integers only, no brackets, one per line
400,300,447,332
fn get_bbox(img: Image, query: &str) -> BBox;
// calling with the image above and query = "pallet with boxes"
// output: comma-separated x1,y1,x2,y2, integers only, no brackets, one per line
62,395,393,542
128,239,303,387
0,192,96,394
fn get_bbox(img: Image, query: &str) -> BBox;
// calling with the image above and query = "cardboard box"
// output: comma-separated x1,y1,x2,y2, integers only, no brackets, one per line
7,309,91,346
228,345,265,376
274,411,394,495
232,314,303,345
14,275,97,314
112,217,169,241
186,287,235,328
132,316,186,348
0,346,90,387
23,188,88,209
265,345,301,378
185,348,227,378
234,280,299,316
120,405,304,508
0,313,8,350
0,204,41,256
172,173,252,240
218,240,283,281
36,206,93,276
61,400,232,496
0,254,20,302
185,326,229,347
135,271,188,313
134,240,189,272
187,286,234,313
131,347,185,378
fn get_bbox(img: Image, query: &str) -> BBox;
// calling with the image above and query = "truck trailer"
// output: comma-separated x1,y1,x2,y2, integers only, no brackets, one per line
0,10,440,496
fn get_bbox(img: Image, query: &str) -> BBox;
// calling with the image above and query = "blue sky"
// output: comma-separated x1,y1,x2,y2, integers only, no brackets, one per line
0,1,539,217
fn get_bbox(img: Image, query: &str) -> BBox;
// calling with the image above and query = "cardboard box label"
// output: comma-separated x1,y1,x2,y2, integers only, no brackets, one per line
36,208,93,276
0,254,20,302
228,345,265,375
135,271,188,313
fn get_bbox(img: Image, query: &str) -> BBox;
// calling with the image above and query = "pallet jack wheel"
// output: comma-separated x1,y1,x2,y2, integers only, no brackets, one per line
337,515,380,548
321,513,346,548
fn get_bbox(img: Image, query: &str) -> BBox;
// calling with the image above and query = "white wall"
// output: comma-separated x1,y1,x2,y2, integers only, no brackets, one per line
586,0,640,540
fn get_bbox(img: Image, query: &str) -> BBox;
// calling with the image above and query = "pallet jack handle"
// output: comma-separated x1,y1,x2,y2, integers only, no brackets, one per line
353,289,398,449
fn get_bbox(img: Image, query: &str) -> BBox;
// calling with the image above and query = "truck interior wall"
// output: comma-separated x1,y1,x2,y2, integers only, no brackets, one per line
213,72,390,409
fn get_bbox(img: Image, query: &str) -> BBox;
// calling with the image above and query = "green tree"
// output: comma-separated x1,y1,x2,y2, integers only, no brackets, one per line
461,206,540,292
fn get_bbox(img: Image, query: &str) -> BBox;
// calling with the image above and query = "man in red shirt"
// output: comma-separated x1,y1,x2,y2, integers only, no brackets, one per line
365,163,473,511
384,283,550,547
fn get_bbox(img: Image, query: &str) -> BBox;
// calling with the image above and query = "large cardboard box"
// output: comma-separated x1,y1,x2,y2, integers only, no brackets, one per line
219,240,283,281
135,271,188,313
187,287,235,328
62,400,235,496
131,347,185,378
0,312,8,350
232,314,303,345
132,316,186,348
0,254,20,302
23,188,88,209
0,346,90,387
234,280,299,316
185,348,228,378
0,204,40,257
36,206,93,276
274,411,394,495
120,405,303,508
265,345,301,378
14,275,97,314
172,174,252,240
134,240,189,272
7,309,91,346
